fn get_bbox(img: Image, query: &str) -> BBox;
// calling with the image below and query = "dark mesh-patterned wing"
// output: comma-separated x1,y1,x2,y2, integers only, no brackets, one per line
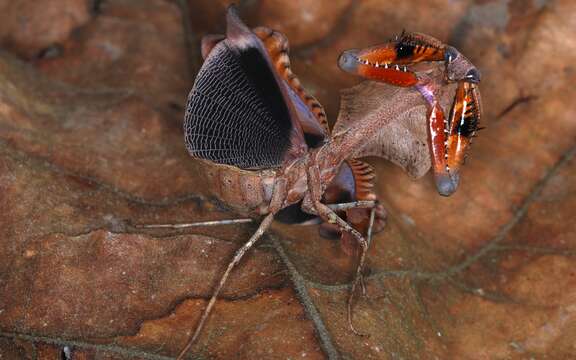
184,7,305,169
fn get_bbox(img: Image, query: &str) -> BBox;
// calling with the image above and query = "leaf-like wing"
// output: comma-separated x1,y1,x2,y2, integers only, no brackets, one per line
334,72,457,178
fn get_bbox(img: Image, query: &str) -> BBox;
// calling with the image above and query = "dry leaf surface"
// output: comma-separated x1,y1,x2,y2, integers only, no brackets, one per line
1,0,575,359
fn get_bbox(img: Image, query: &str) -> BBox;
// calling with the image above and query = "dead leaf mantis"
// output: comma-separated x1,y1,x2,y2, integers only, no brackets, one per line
138,6,482,359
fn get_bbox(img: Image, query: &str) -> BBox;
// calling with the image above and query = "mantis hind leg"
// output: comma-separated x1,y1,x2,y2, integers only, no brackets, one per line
135,201,376,230
134,218,254,229
176,212,275,360
313,199,372,336
347,206,376,334
176,178,287,360
305,163,375,336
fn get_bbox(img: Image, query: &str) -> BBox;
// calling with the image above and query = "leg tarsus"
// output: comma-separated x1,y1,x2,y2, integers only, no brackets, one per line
347,232,369,337
347,299,367,337
347,207,376,334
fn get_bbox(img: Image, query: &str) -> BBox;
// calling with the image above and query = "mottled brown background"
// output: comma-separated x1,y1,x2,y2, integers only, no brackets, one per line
0,0,575,359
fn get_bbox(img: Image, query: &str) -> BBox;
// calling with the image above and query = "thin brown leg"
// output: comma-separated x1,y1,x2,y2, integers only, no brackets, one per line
136,203,373,230
346,207,376,333
360,207,376,297
135,218,253,229
347,237,368,336
366,207,376,248
176,178,287,360
306,164,371,336
313,201,370,336
176,212,275,360
327,200,376,212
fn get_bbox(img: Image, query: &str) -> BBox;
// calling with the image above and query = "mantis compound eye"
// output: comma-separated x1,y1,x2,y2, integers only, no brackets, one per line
444,46,479,84
444,46,459,64
465,68,481,83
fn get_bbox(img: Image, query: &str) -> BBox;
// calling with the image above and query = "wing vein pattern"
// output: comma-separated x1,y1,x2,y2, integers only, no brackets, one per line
185,41,293,169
